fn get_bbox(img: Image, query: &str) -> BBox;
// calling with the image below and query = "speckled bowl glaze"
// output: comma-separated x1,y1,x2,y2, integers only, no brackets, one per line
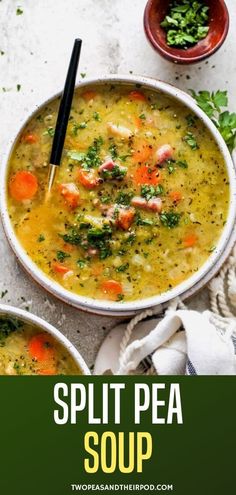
1,76,236,316
0,304,90,374
144,0,229,64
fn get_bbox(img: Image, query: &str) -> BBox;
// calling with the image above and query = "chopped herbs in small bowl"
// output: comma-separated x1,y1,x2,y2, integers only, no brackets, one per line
144,0,229,64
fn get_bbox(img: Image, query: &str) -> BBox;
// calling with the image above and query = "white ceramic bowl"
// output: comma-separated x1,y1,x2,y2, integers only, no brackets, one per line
1,75,236,316
0,304,90,374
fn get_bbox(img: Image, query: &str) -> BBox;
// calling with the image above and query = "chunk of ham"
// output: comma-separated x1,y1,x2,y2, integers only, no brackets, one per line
104,205,135,230
107,122,132,139
155,144,173,165
58,183,80,209
78,169,101,189
131,196,162,213
98,158,115,173
116,207,135,230
87,247,99,257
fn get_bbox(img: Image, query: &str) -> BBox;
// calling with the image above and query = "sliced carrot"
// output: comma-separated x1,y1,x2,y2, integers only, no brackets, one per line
129,90,146,102
133,117,142,129
101,280,123,299
52,262,71,275
9,170,38,201
183,233,198,248
81,90,97,102
134,165,161,186
23,133,38,144
169,191,182,203
78,169,99,189
116,208,135,230
28,333,55,362
58,183,80,209
133,140,153,163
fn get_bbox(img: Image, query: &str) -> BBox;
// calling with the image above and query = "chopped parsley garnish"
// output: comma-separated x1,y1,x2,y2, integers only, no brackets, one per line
190,89,236,152
56,251,71,262
80,73,86,78
139,113,146,120
87,225,113,259
119,153,132,162
116,191,133,206
101,165,127,180
141,184,164,201
109,142,118,159
0,317,22,341
101,195,111,204
167,160,175,174
16,7,23,15
161,0,209,48
62,224,112,260
78,122,87,129
135,213,154,226
68,136,103,169
77,259,87,268
17,84,21,92
93,112,101,121
116,263,129,272
38,234,45,242
176,159,188,168
117,293,124,301
183,132,199,150
43,127,55,138
186,114,197,127
125,233,136,244
160,211,181,228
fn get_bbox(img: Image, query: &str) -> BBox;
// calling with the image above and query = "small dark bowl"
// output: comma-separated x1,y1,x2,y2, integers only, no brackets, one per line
144,0,229,64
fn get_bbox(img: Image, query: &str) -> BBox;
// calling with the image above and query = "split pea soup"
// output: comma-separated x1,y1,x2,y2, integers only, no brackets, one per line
7,84,229,302
0,316,81,375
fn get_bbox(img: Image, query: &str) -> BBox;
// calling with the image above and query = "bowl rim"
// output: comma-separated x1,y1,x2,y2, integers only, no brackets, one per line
0,303,91,374
143,0,230,64
1,74,236,316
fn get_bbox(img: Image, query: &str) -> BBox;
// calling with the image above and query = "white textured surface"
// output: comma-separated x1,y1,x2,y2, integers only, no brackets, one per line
0,0,235,369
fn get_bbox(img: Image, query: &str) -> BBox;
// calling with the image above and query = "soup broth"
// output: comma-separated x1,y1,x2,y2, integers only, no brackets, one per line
0,316,81,375
7,84,229,302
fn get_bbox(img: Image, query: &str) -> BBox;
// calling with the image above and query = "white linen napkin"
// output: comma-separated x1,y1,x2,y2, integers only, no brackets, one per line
117,309,236,375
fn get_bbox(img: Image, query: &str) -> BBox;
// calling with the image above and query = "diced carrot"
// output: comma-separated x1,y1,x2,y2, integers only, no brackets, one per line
23,133,38,144
58,183,80,209
183,233,198,248
78,169,99,189
101,280,123,299
9,170,38,201
133,140,153,163
81,90,97,102
52,262,71,275
133,116,142,129
116,208,135,230
169,191,182,203
38,368,56,375
28,333,55,362
134,165,161,185
129,90,146,102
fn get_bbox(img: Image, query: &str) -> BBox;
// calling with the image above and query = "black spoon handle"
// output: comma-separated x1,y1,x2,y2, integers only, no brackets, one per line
49,38,82,166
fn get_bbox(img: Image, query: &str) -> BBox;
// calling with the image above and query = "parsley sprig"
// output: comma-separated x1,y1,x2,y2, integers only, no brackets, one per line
190,90,236,152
